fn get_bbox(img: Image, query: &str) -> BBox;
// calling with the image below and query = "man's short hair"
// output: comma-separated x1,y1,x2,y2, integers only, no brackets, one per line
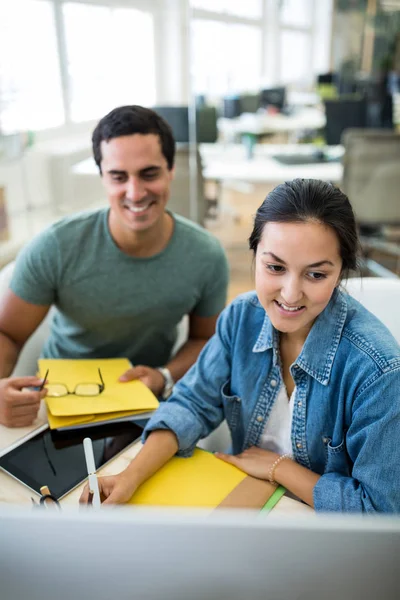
92,105,176,173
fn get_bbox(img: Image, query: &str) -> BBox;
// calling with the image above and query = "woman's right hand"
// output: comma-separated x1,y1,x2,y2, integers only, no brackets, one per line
79,472,138,506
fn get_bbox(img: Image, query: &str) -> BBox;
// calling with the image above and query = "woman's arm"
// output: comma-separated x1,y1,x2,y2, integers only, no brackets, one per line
216,447,320,507
80,430,178,505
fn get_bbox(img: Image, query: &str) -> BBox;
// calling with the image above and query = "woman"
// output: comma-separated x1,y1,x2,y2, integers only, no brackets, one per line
81,179,400,512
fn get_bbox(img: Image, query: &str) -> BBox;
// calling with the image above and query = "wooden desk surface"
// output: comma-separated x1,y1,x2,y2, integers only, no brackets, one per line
0,403,313,514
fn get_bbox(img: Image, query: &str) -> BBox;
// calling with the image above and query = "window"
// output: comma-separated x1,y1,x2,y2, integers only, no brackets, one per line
192,19,262,95
191,0,262,19
280,0,313,28
63,3,156,123
280,30,311,84
0,0,64,133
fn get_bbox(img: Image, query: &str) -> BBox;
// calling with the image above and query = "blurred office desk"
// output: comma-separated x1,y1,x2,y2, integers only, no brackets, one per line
200,143,344,185
0,408,313,514
218,107,326,140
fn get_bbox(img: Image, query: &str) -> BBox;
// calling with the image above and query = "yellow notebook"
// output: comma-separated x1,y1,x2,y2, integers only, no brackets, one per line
38,358,159,430
128,448,278,511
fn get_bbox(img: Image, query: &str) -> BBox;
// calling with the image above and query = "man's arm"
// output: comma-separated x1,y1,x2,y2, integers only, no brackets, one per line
0,290,49,426
119,312,220,396
165,312,218,382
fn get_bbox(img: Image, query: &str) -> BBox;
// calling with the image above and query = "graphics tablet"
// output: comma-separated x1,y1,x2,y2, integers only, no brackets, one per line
0,420,144,499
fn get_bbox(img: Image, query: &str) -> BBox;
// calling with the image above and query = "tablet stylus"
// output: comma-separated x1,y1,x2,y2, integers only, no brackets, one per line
83,438,101,509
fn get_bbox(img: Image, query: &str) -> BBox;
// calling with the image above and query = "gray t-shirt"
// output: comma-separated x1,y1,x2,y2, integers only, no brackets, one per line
10,209,229,367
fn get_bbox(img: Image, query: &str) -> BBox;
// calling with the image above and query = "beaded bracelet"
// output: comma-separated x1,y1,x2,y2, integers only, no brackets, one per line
267,453,292,484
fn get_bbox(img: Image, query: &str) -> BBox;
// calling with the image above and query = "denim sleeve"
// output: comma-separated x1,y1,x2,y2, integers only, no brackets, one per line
313,363,400,513
143,303,235,456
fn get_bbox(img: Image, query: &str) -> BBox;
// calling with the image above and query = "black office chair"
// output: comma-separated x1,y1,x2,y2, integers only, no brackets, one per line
196,106,218,143
222,96,241,119
324,96,367,145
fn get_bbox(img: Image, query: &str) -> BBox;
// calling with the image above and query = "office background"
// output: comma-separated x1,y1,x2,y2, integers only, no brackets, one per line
0,0,399,281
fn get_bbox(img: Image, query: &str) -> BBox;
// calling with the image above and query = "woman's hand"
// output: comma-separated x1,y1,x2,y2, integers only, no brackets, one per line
215,446,280,481
79,472,138,506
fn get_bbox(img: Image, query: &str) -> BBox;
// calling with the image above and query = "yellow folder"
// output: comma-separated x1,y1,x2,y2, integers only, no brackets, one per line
38,358,159,430
129,448,247,509
128,448,279,512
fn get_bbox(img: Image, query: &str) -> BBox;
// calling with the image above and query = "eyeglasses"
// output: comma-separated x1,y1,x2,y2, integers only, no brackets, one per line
40,369,105,397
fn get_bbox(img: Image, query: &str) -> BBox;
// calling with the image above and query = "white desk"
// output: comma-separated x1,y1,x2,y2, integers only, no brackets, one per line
218,107,326,138
200,143,344,184
0,406,312,514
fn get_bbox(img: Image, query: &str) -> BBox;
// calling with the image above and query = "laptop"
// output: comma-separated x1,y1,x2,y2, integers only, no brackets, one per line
1,506,399,600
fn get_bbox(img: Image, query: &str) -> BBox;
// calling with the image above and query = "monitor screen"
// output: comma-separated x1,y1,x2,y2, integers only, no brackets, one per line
260,87,286,111
1,508,399,600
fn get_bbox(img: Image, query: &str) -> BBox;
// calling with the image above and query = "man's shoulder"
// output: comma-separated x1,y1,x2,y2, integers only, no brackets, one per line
48,208,107,237
172,213,225,255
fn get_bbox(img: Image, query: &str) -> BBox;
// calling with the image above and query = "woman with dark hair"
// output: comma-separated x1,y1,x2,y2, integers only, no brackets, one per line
81,179,400,513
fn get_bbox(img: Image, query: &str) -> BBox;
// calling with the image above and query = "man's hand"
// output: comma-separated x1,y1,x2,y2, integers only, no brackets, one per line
79,472,138,506
215,446,281,481
119,365,165,396
0,376,47,428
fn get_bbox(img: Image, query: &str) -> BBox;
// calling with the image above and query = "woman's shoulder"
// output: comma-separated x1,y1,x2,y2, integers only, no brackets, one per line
218,291,267,333
340,291,400,368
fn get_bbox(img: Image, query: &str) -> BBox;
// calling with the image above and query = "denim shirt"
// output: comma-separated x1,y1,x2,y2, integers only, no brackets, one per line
144,290,400,513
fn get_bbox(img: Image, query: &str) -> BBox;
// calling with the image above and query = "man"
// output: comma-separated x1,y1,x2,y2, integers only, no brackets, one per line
0,105,229,427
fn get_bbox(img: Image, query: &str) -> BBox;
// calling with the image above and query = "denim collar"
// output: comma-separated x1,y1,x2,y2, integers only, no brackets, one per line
252,289,348,385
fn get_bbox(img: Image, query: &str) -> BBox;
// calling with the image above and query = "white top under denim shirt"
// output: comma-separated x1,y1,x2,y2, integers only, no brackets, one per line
144,289,400,513
260,384,295,456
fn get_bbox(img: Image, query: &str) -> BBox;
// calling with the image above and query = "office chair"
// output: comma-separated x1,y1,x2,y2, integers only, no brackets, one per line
196,106,218,143
341,129,400,233
222,96,241,119
324,96,367,145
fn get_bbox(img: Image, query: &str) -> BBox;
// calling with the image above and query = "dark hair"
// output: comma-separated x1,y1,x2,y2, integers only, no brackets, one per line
92,105,176,173
249,178,359,279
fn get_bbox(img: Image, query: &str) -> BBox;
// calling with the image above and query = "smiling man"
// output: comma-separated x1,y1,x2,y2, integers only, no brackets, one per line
0,105,229,427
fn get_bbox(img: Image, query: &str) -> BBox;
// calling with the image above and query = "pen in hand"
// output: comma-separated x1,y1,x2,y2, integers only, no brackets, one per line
83,437,101,509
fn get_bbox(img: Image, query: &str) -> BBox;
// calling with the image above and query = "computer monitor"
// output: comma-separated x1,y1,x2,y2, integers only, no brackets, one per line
153,106,189,143
260,87,286,111
1,506,399,600
317,72,335,85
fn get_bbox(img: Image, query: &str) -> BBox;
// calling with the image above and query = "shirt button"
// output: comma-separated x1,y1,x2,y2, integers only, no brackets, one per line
270,379,277,387
257,415,263,423
296,442,302,449
297,401,302,407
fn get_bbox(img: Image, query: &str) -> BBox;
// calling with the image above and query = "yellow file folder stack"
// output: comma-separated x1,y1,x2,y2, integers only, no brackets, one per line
38,358,159,430
129,448,280,512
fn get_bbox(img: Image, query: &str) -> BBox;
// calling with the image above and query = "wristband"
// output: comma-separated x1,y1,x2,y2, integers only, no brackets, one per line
267,453,292,484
